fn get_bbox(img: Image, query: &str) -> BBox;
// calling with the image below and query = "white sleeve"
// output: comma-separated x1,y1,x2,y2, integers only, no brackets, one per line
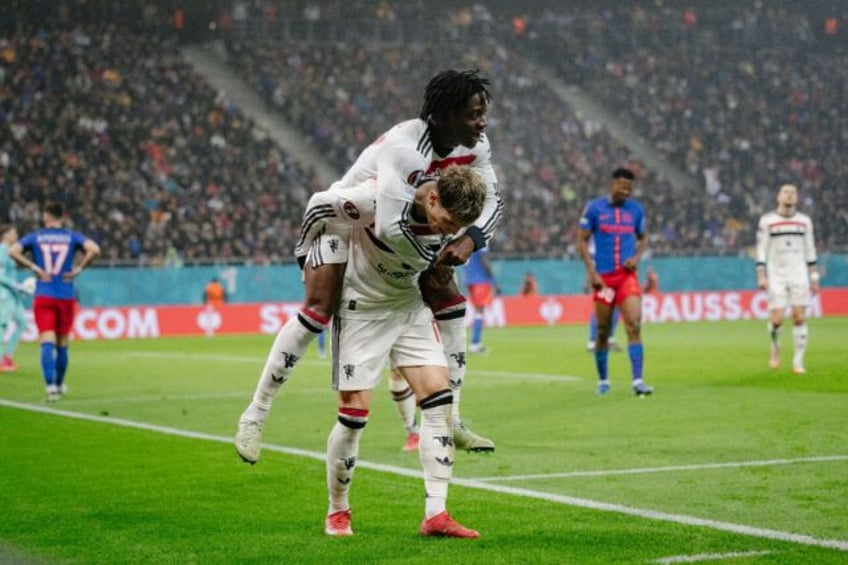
294,183,375,258
804,215,817,265
468,135,502,248
374,143,428,241
755,214,769,267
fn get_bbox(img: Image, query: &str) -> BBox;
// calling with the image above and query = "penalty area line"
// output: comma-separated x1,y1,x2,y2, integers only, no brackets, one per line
2,399,846,552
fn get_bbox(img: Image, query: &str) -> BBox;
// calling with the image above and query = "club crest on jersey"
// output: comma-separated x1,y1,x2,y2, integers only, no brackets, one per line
342,200,360,220
407,170,428,188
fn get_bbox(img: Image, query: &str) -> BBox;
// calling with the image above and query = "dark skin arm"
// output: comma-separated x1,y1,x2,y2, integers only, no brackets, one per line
435,233,475,266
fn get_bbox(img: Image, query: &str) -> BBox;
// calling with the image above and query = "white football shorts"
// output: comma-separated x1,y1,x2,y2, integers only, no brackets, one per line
331,307,447,391
767,276,810,310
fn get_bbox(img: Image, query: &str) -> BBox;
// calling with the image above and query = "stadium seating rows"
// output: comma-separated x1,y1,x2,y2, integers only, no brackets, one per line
2,2,844,262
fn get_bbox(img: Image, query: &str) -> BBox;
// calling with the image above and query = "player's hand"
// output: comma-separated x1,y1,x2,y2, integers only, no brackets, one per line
422,264,455,290
757,275,768,291
623,257,639,271
589,272,604,291
63,267,83,281
435,235,475,266
33,266,51,282
810,280,820,295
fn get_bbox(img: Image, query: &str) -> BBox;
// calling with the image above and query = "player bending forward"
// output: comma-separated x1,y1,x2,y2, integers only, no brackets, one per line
312,166,485,537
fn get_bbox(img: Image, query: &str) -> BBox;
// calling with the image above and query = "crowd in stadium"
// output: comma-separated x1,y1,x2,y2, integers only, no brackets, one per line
0,26,322,265
1,0,845,263
519,1,846,252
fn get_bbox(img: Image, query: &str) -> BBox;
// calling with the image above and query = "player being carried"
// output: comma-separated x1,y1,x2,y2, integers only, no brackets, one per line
235,69,503,463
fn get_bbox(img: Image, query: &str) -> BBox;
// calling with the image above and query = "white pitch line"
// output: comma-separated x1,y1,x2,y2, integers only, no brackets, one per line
471,455,848,482
126,351,326,366
61,391,250,405
653,550,774,564
3,399,846,553
125,351,581,382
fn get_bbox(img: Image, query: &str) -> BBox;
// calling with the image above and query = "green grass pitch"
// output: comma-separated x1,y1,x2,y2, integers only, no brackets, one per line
1,318,846,564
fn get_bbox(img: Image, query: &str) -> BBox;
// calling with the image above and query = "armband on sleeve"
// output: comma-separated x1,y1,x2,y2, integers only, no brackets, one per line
465,226,487,251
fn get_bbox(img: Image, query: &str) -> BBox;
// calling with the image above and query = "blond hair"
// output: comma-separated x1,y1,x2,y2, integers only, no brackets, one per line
436,165,486,226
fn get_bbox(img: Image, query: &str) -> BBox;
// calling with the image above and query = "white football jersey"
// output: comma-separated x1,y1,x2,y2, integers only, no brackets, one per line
323,178,452,320
331,118,502,246
755,210,817,280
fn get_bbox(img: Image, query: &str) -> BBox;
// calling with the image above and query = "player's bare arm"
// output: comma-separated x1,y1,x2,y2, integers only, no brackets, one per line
436,235,475,266
65,239,101,281
7,241,50,281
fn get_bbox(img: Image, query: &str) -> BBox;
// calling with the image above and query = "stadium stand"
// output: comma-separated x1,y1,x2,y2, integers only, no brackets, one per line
2,1,844,262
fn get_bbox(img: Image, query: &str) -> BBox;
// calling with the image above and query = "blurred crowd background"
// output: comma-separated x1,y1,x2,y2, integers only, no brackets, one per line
1,0,845,266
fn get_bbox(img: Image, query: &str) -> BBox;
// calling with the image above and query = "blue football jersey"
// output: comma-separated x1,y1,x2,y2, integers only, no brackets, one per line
18,228,88,299
579,197,645,274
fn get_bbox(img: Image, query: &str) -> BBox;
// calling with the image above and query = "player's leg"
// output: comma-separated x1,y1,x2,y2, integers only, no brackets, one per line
54,299,76,394
4,300,27,370
468,284,490,354
788,281,811,374
593,298,614,394
768,308,785,369
324,388,370,537
469,304,486,354
586,311,598,351
388,368,419,451
0,299,10,370
619,294,651,396
608,307,621,351
402,370,478,538
316,328,327,359
766,280,787,369
235,263,342,464
32,297,59,401
236,216,349,463
419,266,494,453
790,307,808,374
324,315,395,536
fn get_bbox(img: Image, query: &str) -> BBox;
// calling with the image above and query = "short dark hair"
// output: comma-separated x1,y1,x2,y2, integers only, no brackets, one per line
44,201,65,219
612,167,635,180
420,69,491,122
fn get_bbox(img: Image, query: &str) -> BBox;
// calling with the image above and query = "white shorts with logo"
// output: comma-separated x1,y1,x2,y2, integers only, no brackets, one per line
331,308,447,391
767,276,810,310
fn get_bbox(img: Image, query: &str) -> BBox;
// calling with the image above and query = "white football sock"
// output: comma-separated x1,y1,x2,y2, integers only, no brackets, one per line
419,390,453,518
792,323,808,368
436,317,466,422
768,321,780,354
326,410,367,514
249,312,324,415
